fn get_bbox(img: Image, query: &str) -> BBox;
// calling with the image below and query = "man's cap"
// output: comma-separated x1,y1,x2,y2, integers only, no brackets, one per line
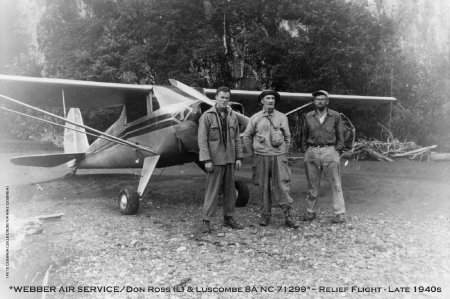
312,90,329,97
258,90,280,102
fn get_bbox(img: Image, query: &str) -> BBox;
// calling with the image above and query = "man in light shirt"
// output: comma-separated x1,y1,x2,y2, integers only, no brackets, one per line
300,90,346,223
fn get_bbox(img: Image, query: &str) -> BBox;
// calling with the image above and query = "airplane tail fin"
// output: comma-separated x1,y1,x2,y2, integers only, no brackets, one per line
64,108,89,153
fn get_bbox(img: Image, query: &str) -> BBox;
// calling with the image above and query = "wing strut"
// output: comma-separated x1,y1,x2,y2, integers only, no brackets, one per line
0,94,157,154
62,90,67,117
285,102,313,116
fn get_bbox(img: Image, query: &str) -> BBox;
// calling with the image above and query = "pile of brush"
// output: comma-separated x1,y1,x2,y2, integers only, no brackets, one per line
342,138,438,162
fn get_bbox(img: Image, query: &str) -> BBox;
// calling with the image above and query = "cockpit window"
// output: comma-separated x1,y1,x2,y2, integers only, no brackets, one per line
151,93,160,111
126,98,147,123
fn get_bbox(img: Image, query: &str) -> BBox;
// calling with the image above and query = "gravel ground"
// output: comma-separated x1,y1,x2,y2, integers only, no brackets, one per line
1,156,449,299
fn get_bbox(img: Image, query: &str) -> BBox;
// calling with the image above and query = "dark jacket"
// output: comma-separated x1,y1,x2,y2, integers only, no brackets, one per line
198,105,243,165
301,108,344,152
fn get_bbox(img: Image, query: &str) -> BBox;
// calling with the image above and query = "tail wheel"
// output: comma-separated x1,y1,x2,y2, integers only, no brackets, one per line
118,187,140,215
235,180,249,207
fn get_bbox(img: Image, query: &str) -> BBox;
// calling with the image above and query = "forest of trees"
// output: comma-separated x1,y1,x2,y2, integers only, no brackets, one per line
1,0,449,150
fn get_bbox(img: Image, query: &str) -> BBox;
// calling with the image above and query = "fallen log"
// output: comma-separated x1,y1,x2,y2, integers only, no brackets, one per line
365,148,394,162
390,145,437,157
428,152,450,162
35,213,64,221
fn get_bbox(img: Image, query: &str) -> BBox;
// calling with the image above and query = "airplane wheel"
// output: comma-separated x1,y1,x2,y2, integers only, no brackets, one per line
118,187,140,215
235,180,249,207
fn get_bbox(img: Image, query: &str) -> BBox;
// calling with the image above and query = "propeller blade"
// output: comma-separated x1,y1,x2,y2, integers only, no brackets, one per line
169,79,215,106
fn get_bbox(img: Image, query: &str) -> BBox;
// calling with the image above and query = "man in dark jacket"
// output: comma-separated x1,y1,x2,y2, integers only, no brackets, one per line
198,86,244,233
301,90,346,223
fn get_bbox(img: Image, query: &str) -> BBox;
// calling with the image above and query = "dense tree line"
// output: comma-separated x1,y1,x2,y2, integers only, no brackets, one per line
1,0,449,150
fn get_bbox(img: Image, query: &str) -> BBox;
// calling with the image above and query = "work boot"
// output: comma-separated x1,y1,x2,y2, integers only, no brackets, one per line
283,207,299,229
301,212,316,222
259,215,270,227
223,216,244,230
202,219,212,233
331,214,345,224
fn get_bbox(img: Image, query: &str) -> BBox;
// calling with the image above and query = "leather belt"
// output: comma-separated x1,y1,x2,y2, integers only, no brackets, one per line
309,144,334,148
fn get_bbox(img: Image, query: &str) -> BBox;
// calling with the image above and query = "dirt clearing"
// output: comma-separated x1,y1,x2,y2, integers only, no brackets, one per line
1,152,449,298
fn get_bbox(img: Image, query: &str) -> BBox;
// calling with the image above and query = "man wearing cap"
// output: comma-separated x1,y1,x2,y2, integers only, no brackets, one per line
243,90,299,228
300,90,346,223
198,86,244,233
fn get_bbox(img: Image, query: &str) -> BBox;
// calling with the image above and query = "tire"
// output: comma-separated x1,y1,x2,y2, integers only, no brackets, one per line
117,187,140,215
235,180,249,207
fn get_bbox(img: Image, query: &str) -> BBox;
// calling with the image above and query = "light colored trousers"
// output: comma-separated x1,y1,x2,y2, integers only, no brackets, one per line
203,164,235,221
304,146,345,215
252,154,294,216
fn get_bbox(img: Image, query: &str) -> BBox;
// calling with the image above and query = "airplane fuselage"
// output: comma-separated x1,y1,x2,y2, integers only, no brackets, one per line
77,101,205,169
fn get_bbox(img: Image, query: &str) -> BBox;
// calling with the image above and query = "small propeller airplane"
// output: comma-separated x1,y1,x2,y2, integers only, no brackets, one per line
0,74,396,215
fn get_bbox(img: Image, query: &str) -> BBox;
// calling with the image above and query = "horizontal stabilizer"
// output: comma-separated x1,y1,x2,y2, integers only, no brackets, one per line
10,153,85,167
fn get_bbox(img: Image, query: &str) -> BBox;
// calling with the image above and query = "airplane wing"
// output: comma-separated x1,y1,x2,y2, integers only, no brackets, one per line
0,74,152,109
203,89,396,115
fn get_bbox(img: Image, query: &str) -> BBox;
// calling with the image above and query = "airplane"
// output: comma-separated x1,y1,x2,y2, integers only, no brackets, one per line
0,74,396,215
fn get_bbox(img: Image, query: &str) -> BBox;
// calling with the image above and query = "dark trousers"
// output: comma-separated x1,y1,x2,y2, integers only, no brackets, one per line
203,164,235,221
252,154,294,216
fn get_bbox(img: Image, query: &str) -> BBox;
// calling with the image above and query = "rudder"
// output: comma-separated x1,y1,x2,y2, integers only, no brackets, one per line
64,108,89,153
